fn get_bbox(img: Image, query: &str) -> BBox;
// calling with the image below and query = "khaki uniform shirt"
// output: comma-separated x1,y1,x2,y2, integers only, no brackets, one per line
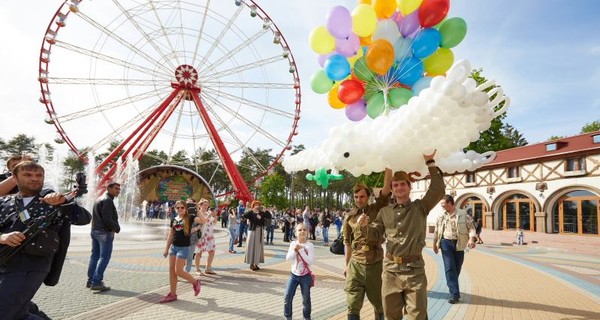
356,166,445,272
343,192,390,265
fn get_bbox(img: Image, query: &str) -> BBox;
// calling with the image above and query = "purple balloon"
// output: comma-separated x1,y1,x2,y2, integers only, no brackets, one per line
318,53,333,68
399,10,420,37
335,33,360,57
345,99,367,122
327,6,352,39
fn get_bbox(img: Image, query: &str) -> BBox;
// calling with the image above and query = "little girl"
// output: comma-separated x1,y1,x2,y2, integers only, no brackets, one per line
284,223,314,320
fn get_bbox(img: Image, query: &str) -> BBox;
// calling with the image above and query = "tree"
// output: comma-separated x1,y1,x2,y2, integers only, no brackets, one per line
581,120,600,133
139,149,168,170
547,135,564,141
466,69,528,153
258,173,288,209
3,134,38,158
62,151,86,190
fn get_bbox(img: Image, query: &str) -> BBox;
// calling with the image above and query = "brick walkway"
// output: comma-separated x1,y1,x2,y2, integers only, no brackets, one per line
31,222,600,319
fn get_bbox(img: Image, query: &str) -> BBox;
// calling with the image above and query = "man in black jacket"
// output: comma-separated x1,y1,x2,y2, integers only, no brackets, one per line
86,182,121,292
0,161,91,319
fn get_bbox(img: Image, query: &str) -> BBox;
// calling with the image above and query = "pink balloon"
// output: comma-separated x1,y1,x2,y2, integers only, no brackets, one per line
399,10,420,37
335,33,360,57
345,99,367,121
327,6,353,39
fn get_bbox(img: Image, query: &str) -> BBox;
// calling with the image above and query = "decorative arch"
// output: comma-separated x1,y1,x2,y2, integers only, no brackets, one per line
492,190,541,231
456,192,489,228
544,185,600,235
138,165,215,204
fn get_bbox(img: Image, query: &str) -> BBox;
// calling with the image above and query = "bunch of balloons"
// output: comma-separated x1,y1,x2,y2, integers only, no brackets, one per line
309,0,467,121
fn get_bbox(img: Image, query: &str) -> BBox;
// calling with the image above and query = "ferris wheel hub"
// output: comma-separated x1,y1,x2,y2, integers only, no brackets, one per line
175,64,199,88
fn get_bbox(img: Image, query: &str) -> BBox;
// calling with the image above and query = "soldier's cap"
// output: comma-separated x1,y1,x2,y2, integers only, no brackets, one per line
392,171,412,187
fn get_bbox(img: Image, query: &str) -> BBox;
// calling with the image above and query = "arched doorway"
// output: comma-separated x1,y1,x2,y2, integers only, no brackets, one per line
501,194,536,231
553,190,599,235
459,196,488,228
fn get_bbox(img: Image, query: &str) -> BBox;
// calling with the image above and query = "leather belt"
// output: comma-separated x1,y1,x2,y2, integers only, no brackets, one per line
353,243,370,252
385,253,421,264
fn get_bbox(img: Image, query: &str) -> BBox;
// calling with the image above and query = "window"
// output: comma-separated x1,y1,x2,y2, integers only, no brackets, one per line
566,157,584,171
507,166,520,178
546,143,557,151
593,134,600,144
466,172,476,183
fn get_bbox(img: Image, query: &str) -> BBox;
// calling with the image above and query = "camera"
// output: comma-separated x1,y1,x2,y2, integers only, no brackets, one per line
187,202,197,215
74,172,88,197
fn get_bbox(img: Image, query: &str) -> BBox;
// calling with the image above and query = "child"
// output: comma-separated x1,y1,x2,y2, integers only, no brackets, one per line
516,228,524,245
284,223,314,320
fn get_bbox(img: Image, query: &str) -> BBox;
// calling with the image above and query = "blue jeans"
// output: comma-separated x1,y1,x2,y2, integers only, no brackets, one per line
322,226,330,243
229,227,238,251
169,245,190,259
185,242,196,272
87,229,115,286
283,273,312,320
0,271,47,320
237,223,247,245
266,225,275,243
441,238,464,299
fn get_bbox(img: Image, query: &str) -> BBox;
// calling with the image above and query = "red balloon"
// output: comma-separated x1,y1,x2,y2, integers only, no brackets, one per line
338,79,365,104
419,0,450,28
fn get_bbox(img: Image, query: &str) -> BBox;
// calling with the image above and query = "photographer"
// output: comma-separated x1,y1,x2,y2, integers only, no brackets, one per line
0,161,91,319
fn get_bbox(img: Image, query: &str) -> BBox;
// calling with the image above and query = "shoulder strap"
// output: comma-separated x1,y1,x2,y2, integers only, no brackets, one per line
296,250,312,274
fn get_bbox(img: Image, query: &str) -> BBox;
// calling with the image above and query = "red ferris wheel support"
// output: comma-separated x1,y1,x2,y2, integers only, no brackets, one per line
95,65,253,203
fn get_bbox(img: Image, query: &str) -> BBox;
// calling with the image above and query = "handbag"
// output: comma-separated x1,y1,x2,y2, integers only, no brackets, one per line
330,233,345,255
297,251,315,287
23,228,60,257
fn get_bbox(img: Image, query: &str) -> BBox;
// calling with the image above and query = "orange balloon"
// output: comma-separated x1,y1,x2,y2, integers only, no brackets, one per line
372,0,396,18
358,0,371,4
366,39,395,75
359,35,372,46
328,84,347,109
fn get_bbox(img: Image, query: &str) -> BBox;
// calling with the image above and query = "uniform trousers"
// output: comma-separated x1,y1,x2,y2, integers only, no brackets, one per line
344,259,383,315
381,266,427,320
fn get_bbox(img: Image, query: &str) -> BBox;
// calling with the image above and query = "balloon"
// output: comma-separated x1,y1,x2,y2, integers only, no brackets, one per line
399,10,420,36
366,39,395,75
396,56,423,85
345,99,367,121
338,79,365,104
328,83,346,109
353,56,376,81
324,54,351,80
372,0,396,19
411,28,441,58
327,6,353,39
439,17,467,48
372,19,400,45
359,35,372,46
412,76,432,94
335,33,360,57
394,37,413,62
309,26,335,54
388,87,412,108
352,4,377,37
310,69,335,94
418,0,450,28
366,92,386,118
397,0,423,15
317,52,334,68
423,48,454,75
347,49,364,67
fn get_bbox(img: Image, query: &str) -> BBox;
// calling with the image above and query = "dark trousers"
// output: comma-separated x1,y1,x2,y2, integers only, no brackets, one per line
0,270,48,320
441,238,465,299
237,222,248,246
266,225,275,243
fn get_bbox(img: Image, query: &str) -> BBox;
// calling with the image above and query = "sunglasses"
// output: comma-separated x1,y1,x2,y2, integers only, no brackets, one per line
175,206,185,209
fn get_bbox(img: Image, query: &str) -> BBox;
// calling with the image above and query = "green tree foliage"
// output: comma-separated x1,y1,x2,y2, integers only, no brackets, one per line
581,120,600,133
547,135,564,141
466,69,528,153
258,173,288,209
139,149,168,170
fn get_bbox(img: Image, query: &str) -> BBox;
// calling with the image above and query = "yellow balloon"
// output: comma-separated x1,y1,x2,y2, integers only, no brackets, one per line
328,83,347,109
373,0,396,19
357,0,371,4
348,49,364,67
352,4,377,37
396,0,423,15
424,48,454,75
309,26,335,54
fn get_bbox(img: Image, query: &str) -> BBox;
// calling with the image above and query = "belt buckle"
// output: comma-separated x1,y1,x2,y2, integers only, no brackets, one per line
362,245,370,252
393,256,403,264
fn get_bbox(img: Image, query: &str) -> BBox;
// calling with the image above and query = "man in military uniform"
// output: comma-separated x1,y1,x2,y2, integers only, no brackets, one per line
343,168,391,320
357,153,445,320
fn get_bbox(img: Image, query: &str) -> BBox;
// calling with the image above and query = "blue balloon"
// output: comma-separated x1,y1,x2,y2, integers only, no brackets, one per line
324,54,351,81
411,28,441,59
412,76,433,95
397,57,423,86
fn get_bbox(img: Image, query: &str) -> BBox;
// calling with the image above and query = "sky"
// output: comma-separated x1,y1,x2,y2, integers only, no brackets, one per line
0,0,599,165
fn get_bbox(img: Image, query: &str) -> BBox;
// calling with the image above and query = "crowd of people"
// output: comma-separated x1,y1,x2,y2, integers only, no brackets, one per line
0,152,485,319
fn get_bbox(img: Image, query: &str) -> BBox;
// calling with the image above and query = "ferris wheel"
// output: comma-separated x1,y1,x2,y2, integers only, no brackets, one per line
38,0,301,202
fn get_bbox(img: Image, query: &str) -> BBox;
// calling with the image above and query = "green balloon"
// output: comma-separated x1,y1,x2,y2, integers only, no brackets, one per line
310,69,334,94
388,87,413,109
353,56,375,81
439,17,467,49
366,92,385,119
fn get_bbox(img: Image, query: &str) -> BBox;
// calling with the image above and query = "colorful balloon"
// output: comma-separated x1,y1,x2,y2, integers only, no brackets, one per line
327,6,353,39
310,69,335,94
397,0,423,15
324,54,351,81
335,33,360,57
399,10,420,36
411,28,441,58
366,92,386,118
372,0,396,19
423,47,454,75
352,4,377,37
393,37,413,62
388,87,413,108
372,19,400,45
396,56,424,85
411,76,432,94
309,26,335,54
418,0,450,28
338,79,365,104
353,56,376,81
345,99,367,121
328,83,347,109
366,39,395,75
439,17,467,48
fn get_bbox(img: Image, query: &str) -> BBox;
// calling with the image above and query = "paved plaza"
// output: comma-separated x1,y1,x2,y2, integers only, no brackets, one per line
32,221,600,320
